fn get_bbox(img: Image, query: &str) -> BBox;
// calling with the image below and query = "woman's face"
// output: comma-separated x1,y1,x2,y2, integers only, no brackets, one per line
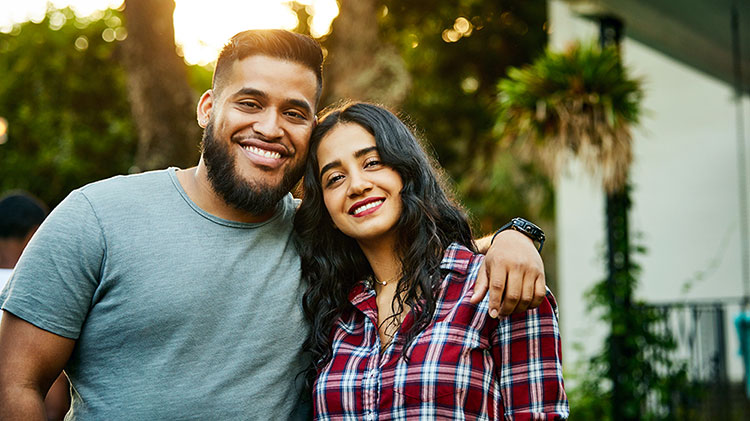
316,123,404,246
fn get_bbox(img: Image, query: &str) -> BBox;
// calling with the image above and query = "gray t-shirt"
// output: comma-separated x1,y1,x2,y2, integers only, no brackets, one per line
1,169,310,420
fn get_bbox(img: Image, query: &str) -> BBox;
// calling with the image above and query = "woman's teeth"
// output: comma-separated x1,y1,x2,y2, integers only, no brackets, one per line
353,200,383,215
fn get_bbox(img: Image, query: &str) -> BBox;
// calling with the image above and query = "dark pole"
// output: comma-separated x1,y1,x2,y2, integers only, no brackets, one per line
731,0,750,401
599,16,638,421
731,0,749,309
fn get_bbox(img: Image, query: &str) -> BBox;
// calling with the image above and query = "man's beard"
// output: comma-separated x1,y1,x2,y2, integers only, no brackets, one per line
201,123,305,216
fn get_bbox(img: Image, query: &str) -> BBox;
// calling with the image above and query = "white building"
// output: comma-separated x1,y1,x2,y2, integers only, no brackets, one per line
550,0,750,390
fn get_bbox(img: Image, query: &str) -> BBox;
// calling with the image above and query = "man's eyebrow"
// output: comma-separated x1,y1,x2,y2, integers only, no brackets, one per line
287,98,313,117
232,87,267,99
319,147,379,179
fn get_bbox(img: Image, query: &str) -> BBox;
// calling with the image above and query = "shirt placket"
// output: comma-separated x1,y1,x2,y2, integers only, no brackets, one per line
353,285,383,421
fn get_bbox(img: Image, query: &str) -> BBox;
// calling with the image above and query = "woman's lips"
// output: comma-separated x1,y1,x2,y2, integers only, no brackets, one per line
349,198,385,217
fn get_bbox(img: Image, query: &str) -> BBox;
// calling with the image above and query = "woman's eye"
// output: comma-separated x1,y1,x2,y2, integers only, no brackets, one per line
325,174,344,187
364,159,382,168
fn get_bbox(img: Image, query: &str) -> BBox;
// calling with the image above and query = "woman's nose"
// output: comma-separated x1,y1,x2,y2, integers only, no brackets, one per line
347,172,373,197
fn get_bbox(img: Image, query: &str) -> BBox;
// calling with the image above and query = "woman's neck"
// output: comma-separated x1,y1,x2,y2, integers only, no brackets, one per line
358,236,401,286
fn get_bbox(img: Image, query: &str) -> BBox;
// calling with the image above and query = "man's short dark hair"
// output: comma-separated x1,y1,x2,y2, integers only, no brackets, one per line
0,192,48,239
213,29,324,101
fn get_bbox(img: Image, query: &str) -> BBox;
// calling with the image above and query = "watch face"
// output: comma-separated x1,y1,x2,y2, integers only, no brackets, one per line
512,217,545,242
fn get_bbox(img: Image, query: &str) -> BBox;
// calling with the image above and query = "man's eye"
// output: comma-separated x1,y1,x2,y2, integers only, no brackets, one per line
240,101,260,109
285,110,306,120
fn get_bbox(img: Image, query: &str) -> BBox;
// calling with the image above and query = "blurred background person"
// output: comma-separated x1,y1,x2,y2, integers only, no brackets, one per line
0,192,48,285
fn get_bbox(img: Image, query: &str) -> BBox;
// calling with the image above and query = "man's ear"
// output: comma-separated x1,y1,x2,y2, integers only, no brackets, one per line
197,90,214,128
312,115,318,129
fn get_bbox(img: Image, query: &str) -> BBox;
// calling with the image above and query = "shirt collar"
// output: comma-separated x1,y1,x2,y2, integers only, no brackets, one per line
438,242,474,276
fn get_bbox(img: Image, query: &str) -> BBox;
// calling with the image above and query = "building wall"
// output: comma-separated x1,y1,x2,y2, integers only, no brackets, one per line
549,0,750,382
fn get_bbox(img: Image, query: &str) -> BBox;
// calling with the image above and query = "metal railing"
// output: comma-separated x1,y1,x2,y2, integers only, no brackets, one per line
647,297,749,420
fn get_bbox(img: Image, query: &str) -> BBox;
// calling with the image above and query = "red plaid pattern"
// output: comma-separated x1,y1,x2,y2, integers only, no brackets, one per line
312,243,568,420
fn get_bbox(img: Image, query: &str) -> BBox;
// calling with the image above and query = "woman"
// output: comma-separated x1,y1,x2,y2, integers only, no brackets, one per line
295,102,568,420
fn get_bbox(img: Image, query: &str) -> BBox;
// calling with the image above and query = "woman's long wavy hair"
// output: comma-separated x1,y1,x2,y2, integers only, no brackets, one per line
294,102,475,382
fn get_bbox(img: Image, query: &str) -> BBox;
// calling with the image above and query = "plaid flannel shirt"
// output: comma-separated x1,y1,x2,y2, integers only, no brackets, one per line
312,243,569,420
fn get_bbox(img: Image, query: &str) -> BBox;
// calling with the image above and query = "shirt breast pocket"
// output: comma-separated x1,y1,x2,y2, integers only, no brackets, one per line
393,321,490,406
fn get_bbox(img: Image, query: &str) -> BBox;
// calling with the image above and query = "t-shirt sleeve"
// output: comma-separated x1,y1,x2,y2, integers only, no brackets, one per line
0,190,105,339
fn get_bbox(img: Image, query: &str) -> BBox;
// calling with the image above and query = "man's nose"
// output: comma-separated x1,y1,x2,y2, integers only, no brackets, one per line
253,109,284,139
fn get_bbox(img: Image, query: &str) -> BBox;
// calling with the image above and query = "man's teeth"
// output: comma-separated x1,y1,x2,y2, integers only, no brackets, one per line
353,200,383,215
244,145,281,159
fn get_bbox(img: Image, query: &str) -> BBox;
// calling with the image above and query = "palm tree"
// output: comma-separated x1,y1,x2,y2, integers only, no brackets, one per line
495,42,641,193
495,41,645,420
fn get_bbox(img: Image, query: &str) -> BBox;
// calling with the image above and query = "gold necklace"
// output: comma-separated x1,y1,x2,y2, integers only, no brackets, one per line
372,274,399,286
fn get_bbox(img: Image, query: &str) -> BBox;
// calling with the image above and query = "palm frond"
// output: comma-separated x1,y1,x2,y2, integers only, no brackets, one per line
495,42,643,192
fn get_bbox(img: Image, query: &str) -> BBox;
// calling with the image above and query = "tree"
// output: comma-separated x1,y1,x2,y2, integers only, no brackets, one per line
0,8,137,207
321,0,410,106
121,0,200,171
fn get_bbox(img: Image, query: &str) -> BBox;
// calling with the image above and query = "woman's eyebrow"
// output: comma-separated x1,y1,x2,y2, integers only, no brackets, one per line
319,146,379,179
319,160,341,179
354,146,378,158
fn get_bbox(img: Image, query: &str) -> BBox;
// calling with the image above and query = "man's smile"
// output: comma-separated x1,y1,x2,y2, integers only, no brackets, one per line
235,138,290,170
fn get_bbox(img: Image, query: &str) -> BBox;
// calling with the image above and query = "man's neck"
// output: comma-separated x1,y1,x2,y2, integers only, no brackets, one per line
175,163,275,224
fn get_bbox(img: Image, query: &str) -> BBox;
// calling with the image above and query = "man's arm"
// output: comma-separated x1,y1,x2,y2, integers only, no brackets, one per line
471,229,546,317
0,311,74,421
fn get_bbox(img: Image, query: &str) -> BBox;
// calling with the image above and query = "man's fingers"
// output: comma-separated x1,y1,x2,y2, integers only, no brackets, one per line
530,273,546,308
512,270,535,314
487,264,507,319
499,267,522,316
471,261,489,304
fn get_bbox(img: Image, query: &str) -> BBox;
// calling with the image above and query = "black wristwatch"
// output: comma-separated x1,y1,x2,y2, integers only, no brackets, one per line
491,217,545,252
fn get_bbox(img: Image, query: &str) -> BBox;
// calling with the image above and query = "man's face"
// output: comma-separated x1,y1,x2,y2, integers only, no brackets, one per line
198,55,318,215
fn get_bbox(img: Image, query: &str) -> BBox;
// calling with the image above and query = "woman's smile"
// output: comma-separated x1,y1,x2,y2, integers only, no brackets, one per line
349,197,385,217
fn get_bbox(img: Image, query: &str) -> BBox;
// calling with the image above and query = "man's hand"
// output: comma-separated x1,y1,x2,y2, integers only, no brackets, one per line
471,229,546,318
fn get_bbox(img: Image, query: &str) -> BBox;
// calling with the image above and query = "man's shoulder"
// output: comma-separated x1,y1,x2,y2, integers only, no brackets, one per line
56,168,179,221
79,168,173,195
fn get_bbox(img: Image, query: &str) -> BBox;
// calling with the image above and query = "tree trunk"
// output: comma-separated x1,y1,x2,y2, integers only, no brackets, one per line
121,0,200,171
323,0,410,107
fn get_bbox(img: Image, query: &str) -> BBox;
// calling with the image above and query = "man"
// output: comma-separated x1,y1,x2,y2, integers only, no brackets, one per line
0,30,546,419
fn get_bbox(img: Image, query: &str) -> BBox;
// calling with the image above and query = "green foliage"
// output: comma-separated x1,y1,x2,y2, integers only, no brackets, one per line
186,63,213,94
376,0,552,232
498,42,642,129
568,242,701,420
0,8,136,207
